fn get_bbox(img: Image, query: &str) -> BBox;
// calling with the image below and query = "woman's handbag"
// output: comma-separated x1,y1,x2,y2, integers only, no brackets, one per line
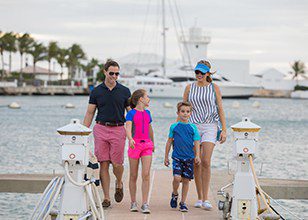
212,83,223,142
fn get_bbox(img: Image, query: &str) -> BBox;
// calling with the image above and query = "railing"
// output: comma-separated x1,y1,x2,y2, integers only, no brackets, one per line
0,80,18,88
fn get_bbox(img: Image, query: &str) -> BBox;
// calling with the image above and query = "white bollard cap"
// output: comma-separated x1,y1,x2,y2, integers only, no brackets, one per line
231,117,261,132
57,119,92,135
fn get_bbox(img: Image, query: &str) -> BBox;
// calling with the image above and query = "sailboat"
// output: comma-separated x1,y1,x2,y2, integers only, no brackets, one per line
118,0,260,99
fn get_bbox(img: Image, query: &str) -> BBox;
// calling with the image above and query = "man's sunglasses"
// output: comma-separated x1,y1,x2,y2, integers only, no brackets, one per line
195,70,207,75
109,72,120,76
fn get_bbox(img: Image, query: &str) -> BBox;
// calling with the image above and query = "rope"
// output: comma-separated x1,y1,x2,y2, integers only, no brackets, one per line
167,0,186,66
64,161,91,186
173,0,193,69
137,0,152,65
248,155,273,214
262,189,303,220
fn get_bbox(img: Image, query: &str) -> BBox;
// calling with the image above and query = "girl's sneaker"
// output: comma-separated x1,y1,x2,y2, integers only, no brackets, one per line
179,202,188,212
202,200,213,210
130,202,138,212
141,203,151,214
194,200,203,208
170,193,178,208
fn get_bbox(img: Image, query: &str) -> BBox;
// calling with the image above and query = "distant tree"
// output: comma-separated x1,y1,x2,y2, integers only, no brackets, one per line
96,63,105,82
82,58,99,76
55,48,68,82
2,32,17,74
17,33,34,82
65,44,86,81
47,41,59,82
28,42,47,75
0,30,4,79
289,60,306,86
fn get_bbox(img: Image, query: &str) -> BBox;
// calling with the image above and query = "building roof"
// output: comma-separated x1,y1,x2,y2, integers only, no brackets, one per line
254,68,286,78
18,65,59,75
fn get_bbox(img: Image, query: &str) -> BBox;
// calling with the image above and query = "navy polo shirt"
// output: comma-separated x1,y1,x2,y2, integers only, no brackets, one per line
89,82,131,123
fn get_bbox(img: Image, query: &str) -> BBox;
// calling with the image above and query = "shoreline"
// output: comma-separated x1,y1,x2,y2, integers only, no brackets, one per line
0,86,298,98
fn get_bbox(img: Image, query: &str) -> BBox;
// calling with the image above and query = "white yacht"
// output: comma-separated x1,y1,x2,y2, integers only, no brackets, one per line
118,71,260,99
118,0,260,99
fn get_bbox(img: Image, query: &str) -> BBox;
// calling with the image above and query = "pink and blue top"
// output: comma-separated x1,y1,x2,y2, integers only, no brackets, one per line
126,109,152,140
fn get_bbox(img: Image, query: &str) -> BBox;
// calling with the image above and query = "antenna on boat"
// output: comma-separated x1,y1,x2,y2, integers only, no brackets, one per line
162,0,167,77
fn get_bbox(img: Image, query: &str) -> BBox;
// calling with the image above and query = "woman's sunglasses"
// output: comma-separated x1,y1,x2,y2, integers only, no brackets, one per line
195,70,207,75
109,72,120,76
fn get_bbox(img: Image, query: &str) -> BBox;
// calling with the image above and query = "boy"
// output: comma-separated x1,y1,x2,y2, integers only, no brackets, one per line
164,101,201,212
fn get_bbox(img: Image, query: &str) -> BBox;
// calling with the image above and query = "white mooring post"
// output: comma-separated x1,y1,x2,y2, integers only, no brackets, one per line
230,117,261,219
57,119,92,219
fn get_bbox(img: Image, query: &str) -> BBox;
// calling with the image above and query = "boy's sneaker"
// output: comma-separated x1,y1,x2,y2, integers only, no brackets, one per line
202,200,213,210
130,202,138,212
141,203,151,214
170,193,178,208
194,200,203,208
179,202,188,212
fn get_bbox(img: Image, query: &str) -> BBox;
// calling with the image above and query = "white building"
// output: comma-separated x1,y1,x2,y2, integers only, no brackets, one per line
18,65,60,82
255,68,308,90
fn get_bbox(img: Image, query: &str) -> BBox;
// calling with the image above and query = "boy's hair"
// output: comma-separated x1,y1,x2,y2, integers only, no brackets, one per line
177,101,192,112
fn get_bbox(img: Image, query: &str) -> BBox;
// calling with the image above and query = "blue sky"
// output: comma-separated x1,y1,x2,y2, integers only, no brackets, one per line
1,0,307,74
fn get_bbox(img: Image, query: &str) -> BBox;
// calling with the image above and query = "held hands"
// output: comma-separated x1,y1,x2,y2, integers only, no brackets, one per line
129,139,135,149
164,157,170,167
194,156,201,165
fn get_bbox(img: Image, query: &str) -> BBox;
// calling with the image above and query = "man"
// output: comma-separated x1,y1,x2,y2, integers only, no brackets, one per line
83,60,131,207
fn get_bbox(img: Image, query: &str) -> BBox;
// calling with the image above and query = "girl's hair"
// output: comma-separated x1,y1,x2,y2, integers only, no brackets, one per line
128,89,147,109
197,60,215,83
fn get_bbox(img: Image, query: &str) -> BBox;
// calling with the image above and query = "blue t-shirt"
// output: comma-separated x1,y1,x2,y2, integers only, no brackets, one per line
168,122,200,160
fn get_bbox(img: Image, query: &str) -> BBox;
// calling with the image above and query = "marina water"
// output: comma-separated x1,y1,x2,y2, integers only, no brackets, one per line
0,96,307,219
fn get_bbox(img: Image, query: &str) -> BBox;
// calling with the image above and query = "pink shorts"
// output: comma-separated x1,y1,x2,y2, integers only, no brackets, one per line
93,124,126,164
128,139,154,159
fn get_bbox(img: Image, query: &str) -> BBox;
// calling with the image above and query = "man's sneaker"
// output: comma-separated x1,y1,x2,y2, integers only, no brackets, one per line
179,202,188,212
170,193,178,208
130,202,138,212
141,203,151,214
202,200,213,210
194,200,203,208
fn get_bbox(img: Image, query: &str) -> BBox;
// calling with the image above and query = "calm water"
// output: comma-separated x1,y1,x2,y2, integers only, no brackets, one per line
0,96,307,219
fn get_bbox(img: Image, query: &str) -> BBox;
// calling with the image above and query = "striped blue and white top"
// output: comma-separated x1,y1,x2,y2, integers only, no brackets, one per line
188,82,219,124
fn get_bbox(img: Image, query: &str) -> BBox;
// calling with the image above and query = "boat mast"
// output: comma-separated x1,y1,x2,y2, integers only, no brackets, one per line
162,0,166,77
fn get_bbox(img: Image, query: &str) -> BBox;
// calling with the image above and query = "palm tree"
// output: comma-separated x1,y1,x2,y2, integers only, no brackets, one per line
0,30,5,79
289,60,306,86
65,44,86,81
28,42,47,76
17,33,34,82
82,58,99,76
3,32,17,74
55,48,68,82
47,41,59,82
0,31,17,78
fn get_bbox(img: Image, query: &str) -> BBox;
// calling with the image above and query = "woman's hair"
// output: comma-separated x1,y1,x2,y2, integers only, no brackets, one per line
104,59,120,71
128,89,147,109
197,60,215,83
177,101,192,112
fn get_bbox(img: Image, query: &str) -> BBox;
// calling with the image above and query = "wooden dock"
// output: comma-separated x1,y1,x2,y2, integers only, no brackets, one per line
1,169,308,219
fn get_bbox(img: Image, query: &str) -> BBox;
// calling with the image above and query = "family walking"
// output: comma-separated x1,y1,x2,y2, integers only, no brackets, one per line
83,59,227,214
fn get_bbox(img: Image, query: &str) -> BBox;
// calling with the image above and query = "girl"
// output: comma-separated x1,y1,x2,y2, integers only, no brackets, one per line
183,60,227,210
126,89,154,214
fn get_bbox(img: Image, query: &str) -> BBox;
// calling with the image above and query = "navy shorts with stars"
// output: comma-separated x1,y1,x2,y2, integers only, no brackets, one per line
172,157,194,180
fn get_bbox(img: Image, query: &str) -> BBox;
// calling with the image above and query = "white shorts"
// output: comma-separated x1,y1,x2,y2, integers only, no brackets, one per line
196,122,218,144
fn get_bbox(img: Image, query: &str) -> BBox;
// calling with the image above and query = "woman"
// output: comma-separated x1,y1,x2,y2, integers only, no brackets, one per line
183,60,227,210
